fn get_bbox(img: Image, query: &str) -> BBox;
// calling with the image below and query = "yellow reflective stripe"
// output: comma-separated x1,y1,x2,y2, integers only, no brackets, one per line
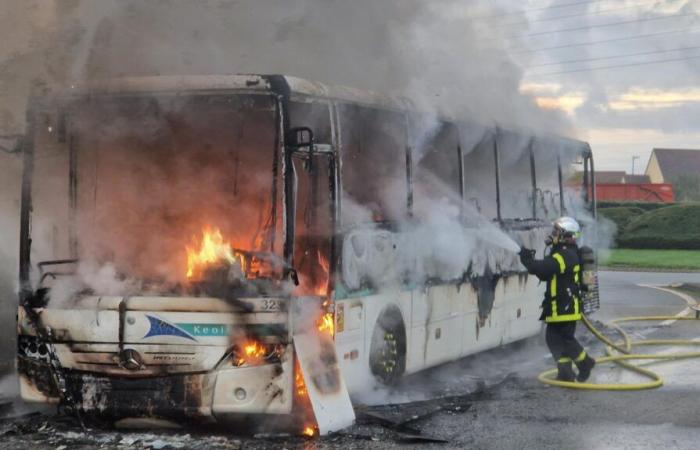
552,253,566,274
558,357,572,363
574,264,580,283
550,275,557,299
575,351,587,362
545,312,582,323
545,294,582,322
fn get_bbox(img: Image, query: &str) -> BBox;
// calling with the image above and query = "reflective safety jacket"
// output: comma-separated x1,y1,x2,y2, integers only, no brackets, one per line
520,245,582,323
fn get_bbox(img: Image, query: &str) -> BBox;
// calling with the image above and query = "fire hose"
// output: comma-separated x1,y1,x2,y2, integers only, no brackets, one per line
538,313,700,390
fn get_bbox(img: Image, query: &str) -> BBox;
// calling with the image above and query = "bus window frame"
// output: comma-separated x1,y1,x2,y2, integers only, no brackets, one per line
583,148,597,218
528,138,538,219
19,92,285,300
410,119,465,221
493,128,502,223
557,154,565,216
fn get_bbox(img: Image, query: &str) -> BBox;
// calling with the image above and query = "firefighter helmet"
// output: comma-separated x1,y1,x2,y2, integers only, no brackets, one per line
546,216,580,246
553,216,581,237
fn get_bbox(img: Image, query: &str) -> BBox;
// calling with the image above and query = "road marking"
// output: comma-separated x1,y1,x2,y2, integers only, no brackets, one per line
637,284,697,326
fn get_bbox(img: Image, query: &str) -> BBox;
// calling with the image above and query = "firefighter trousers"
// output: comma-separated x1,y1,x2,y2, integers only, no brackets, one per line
545,321,584,363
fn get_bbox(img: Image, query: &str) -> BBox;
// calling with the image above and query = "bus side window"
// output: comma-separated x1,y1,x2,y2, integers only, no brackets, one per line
289,100,332,144
412,121,462,218
338,104,408,226
496,129,533,220
461,126,499,221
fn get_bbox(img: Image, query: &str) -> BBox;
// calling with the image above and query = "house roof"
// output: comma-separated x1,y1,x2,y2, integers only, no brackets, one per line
623,174,651,184
595,171,626,183
648,148,700,181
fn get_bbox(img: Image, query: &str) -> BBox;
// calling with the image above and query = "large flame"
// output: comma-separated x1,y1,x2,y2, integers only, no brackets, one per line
186,227,244,279
235,340,268,366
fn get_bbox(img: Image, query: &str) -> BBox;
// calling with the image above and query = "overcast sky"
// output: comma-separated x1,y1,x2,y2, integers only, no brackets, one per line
503,0,699,172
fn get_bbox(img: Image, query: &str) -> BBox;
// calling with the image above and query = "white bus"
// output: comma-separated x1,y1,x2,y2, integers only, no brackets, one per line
15,75,597,432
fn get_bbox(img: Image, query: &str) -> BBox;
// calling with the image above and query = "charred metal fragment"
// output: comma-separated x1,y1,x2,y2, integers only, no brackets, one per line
68,131,78,258
17,358,59,399
18,102,36,301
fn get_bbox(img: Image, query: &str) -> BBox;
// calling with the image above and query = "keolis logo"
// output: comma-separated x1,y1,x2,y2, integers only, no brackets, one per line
143,315,197,341
142,315,230,340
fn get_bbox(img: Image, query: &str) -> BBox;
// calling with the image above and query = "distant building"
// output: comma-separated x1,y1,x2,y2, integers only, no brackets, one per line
645,148,700,183
568,170,673,203
569,171,651,185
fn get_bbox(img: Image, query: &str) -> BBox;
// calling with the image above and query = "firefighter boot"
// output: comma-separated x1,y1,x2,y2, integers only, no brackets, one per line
575,352,595,382
556,359,575,382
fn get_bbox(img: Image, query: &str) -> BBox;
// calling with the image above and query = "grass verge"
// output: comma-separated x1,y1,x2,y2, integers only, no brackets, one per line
601,248,700,271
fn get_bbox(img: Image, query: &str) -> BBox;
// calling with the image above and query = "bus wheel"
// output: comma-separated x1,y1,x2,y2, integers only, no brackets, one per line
369,307,406,384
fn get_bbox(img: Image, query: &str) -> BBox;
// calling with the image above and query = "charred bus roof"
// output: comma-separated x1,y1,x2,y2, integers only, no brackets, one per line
32,74,409,110
29,73,591,157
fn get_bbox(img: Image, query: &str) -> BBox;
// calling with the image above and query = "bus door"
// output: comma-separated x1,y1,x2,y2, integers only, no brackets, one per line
288,127,337,298
287,127,355,435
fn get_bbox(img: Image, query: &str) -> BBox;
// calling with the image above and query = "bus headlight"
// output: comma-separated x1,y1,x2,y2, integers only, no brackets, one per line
234,387,247,400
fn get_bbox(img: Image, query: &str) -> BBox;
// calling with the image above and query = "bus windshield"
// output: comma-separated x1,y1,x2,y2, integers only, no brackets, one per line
31,94,282,286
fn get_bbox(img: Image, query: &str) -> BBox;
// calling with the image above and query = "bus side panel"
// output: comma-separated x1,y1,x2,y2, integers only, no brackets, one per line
335,291,411,394
407,285,463,371
466,281,505,355
336,275,544,391
503,275,543,343
334,298,371,394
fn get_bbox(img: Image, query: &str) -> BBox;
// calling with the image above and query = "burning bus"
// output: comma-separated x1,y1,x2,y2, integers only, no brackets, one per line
15,75,598,434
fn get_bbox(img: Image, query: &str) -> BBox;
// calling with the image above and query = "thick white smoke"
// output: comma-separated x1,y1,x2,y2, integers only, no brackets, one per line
0,1,590,363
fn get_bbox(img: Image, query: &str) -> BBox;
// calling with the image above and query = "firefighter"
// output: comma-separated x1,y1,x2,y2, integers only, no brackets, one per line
518,216,595,382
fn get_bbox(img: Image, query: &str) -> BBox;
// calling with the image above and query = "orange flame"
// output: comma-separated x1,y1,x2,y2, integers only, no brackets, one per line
314,250,330,296
317,312,334,337
186,227,244,279
235,340,267,366
295,359,308,398
295,358,318,436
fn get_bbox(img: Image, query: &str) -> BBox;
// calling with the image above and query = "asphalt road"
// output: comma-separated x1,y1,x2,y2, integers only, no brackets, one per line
2,270,700,449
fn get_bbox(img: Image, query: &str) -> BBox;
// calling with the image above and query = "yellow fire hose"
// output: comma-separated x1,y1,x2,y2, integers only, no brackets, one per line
538,314,700,390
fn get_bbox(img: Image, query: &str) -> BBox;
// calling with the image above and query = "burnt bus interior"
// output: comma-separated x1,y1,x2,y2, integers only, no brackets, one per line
18,76,596,310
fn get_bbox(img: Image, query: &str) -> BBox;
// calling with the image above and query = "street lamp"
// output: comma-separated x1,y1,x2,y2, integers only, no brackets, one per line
631,155,640,176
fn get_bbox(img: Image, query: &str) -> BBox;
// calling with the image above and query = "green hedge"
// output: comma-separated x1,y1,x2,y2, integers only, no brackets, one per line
598,206,645,235
617,204,700,249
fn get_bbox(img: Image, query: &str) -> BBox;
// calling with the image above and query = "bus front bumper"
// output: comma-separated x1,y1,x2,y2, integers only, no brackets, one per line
18,355,294,420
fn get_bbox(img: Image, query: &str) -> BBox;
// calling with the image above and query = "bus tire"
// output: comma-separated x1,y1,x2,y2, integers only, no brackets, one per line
369,306,406,384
